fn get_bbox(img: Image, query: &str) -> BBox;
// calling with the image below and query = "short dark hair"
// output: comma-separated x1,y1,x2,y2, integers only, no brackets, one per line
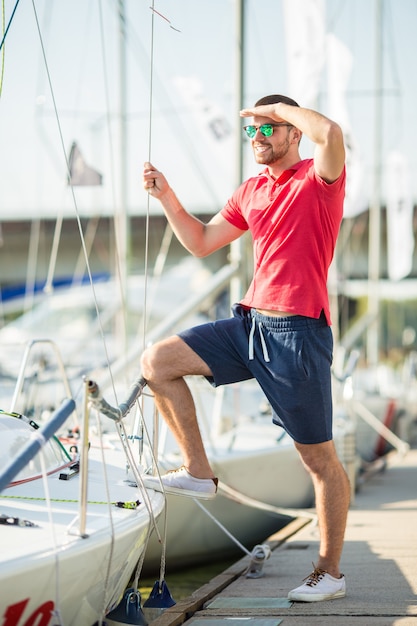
255,94,300,108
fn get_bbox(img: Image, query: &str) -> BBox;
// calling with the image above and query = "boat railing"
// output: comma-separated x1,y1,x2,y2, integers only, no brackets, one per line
1,337,100,537
9,338,80,424
0,397,76,493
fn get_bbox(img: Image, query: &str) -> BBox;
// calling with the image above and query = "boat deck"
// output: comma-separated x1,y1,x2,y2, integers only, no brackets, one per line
150,447,417,626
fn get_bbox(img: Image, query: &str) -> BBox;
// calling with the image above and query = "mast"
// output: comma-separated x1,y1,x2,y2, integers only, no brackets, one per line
114,0,129,352
235,0,244,187
115,1,129,294
230,0,244,305
366,0,383,366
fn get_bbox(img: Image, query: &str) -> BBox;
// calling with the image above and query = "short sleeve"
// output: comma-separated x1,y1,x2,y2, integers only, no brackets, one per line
221,194,249,231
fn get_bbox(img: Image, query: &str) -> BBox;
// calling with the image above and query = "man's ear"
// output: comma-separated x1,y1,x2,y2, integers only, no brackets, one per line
291,127,302,144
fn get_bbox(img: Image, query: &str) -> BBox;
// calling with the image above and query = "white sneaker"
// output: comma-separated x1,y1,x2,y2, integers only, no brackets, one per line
288,564,346,602
142,466,218,500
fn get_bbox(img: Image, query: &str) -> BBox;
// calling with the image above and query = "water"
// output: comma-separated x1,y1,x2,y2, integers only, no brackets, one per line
139,556,239,604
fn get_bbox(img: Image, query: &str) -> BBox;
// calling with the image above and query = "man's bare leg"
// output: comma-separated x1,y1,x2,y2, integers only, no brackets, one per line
140,335,216,479
294,440,350,578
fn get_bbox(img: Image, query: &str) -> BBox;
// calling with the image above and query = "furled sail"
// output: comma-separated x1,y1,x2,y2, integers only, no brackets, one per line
326,33,366,218
282,0,326,109
385,150,415,281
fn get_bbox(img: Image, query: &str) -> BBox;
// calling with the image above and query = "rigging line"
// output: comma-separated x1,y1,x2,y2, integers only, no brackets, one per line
139,4,172,584
140,2,183,350
0,0,20,54
31,0,115,397
115,4,178,590
140,2,183,349
94,409,117,626
126,8,224,208
39,451,64,626
218,481,317,521
149,6,181,32
127,25,225,209
0,0,4,96
192,498,251,557
96,0,128,404
114,407,167,590
140,1,157,355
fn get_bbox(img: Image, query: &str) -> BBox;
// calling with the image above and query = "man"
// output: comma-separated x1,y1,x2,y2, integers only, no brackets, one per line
141,94,350,602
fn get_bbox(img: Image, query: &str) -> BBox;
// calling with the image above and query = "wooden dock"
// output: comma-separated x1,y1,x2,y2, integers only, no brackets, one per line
148,448,417,626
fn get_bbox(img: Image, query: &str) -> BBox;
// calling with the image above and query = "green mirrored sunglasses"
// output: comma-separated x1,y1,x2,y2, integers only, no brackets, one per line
243,123,293,139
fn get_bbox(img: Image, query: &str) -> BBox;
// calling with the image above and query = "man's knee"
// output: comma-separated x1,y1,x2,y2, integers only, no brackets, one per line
295,440,338,475
141,335,212,384
140,343,163,383
140,336,191,383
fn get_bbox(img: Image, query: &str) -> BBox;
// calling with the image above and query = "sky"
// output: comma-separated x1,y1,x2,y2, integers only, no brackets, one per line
0,0,416,220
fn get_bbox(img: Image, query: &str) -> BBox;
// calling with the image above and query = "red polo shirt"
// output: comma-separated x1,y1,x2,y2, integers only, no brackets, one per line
221,159,345,324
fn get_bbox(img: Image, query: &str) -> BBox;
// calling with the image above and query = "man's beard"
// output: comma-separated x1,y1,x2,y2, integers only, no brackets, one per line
254,137,291,165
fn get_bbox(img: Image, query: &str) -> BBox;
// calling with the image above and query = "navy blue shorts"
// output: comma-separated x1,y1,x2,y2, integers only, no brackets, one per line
178,303,334,444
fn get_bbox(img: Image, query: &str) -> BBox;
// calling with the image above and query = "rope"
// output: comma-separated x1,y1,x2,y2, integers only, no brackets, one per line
40,450,64,625
126,1,171,595
193,482,317,554
94,408,116,626
0,0,5,96
192,500,272,579
0,0,21,54
218,480,317,521
193,499,251,557
113,400,169,591
141,0,156,356
84,399,166,597
1,494,142,506
131,413,169,592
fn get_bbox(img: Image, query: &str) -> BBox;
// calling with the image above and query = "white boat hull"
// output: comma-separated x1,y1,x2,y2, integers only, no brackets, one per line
0,442,165,625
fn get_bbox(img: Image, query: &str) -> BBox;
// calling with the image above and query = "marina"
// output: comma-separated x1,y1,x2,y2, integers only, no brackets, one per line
1,2,417,625
146,446,417,626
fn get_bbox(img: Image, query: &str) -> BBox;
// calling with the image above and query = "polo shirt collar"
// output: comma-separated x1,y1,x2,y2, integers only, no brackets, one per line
260,160,303,185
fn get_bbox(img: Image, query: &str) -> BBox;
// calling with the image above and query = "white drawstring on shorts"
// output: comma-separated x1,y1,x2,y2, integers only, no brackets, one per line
248,316,270,362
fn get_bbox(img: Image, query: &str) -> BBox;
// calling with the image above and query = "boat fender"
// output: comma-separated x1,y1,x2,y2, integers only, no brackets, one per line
105,588,148,625
143,581,176,622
